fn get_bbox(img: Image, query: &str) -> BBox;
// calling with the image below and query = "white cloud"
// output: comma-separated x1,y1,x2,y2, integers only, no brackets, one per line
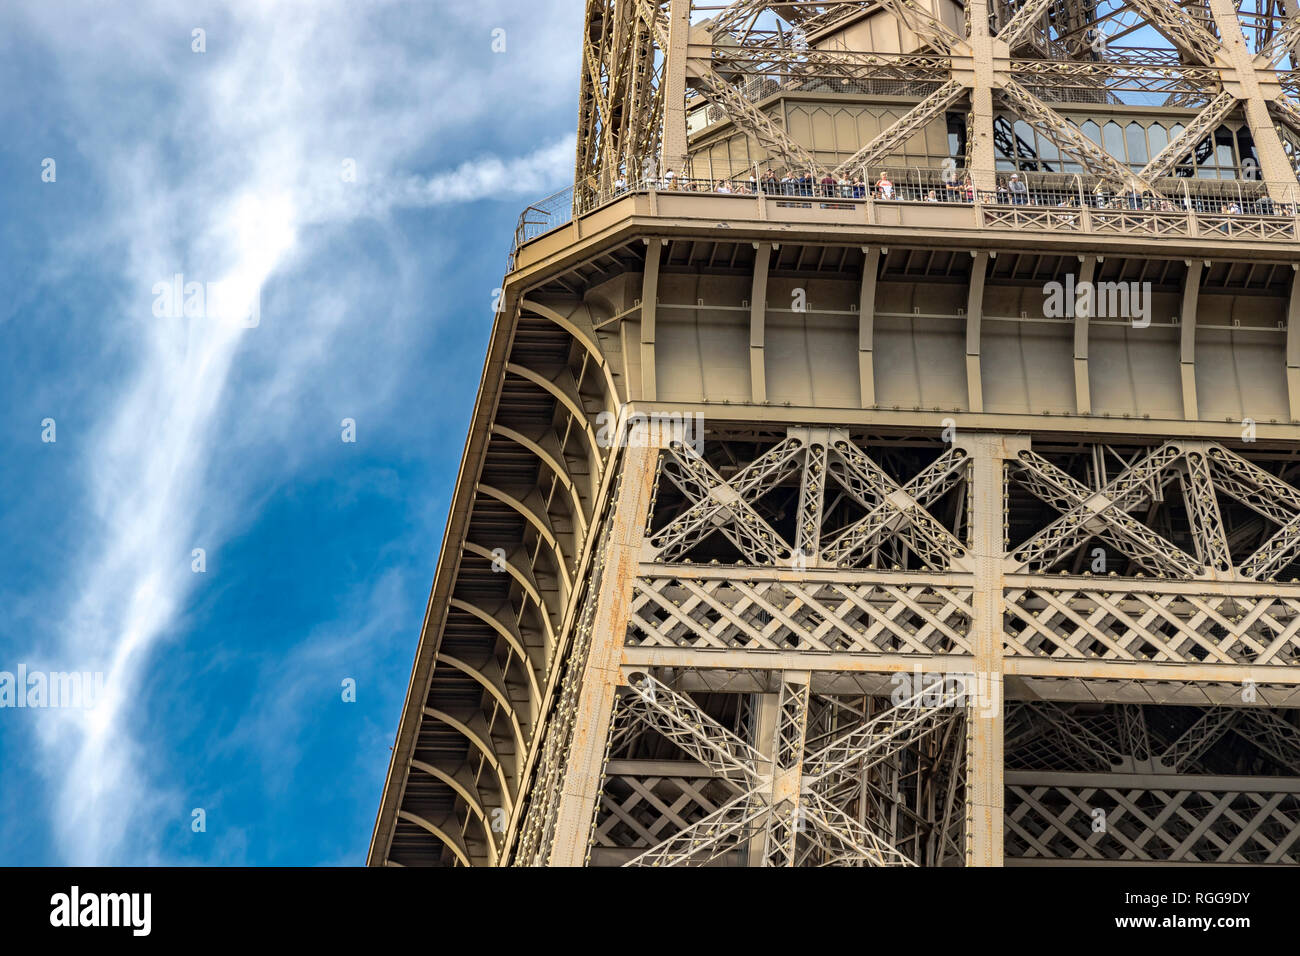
12,0,577,863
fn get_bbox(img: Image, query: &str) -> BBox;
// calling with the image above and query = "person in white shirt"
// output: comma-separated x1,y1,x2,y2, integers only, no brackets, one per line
875,172,894,199
716,180,732,193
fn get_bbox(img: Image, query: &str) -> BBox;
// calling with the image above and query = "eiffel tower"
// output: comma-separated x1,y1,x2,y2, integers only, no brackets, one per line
370,0,1300,866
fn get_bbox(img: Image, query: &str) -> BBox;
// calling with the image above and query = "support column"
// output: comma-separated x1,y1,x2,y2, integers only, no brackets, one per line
660,0,691,173
966,0,997,191
859,247,880,408
640,239,662,401
1073,256,1096,415
548,420,664,865
750,242,771,404
1206,0,1295,194
963,432,1023,866
966,251,989,413
745,689,779,866
1288,268,1300,423
1180,259,1203,421
762,672,811,868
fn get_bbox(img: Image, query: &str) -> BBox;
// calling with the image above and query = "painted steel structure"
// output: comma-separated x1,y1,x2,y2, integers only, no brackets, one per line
370,0,1300,866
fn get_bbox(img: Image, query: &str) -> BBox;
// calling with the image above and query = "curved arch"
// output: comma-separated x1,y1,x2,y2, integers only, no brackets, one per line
422,707,515,815
478,483,574,598
409,759,499,866
505,362,603,467
522,297,621,405
450,597,543,705
396,809,472,867
462,542,558,654
493,423,589,540
436,651,529,757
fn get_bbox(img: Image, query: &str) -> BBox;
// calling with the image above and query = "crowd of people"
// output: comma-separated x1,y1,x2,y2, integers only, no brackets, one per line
609,167,1298,218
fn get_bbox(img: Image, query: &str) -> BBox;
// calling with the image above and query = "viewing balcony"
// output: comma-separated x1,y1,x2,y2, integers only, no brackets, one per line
510,168,1300,273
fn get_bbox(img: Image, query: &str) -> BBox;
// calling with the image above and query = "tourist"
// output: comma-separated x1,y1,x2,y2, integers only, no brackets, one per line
1009,173,1028,205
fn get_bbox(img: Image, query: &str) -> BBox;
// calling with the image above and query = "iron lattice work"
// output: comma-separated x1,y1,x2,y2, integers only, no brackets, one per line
371,0,1300,868
570,0,1300,207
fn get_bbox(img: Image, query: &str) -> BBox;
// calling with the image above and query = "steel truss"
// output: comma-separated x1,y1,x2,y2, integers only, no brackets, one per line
371,1,1300,871
1005,700,1300,864
571,0,1300,201
600,671,964,866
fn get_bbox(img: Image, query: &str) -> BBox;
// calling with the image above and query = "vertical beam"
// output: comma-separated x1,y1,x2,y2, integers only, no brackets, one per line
964,433,1021,866
966,251,989,413
745,690,779,866
1073,256,1096,415
966,0,997,191
763,672,811,867
750,242,771,404
1180,259,1203,421
1206,0,1295,192
859,247,880,408
640,239,662,401
661,0,691,173
548,421,663,865
1288,268,1300,424
794,435,827,560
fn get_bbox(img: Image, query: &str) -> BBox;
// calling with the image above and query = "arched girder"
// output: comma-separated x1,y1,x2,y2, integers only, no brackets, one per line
436,651,530,758
522,297,622,407
494,423,590,541
462,541,559,660
478,483,575,599
449,597,544,709
409,759,500,866
505,362,604,470
422,706,516,816
396,809,472,867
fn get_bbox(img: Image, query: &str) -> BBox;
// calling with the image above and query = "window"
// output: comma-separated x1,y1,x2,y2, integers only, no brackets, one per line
1147,122,1169,158
1125,122,1148,166
1103,121,1124,161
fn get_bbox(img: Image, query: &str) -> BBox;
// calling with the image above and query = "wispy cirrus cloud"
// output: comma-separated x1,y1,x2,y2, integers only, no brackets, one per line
6,0,576,863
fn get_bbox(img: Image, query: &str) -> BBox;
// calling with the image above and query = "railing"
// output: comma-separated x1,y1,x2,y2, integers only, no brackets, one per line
509,165,1300,269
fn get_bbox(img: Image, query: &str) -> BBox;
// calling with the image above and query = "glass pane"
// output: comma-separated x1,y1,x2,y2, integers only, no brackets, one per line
1148,123,1169,155
1125,123,1148,164
1082,120,1101,145
1214,125,1235,168
1014,119,1036,161
1103,121,1125,161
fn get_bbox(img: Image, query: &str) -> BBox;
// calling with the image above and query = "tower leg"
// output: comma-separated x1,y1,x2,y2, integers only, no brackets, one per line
964,433,1020,866
548,421,663,865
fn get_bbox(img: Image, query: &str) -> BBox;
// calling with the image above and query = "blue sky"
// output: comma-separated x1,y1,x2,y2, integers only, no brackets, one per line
0,0,579,865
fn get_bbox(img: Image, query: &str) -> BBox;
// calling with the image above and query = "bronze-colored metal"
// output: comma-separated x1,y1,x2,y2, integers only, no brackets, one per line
371,1,1300,867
